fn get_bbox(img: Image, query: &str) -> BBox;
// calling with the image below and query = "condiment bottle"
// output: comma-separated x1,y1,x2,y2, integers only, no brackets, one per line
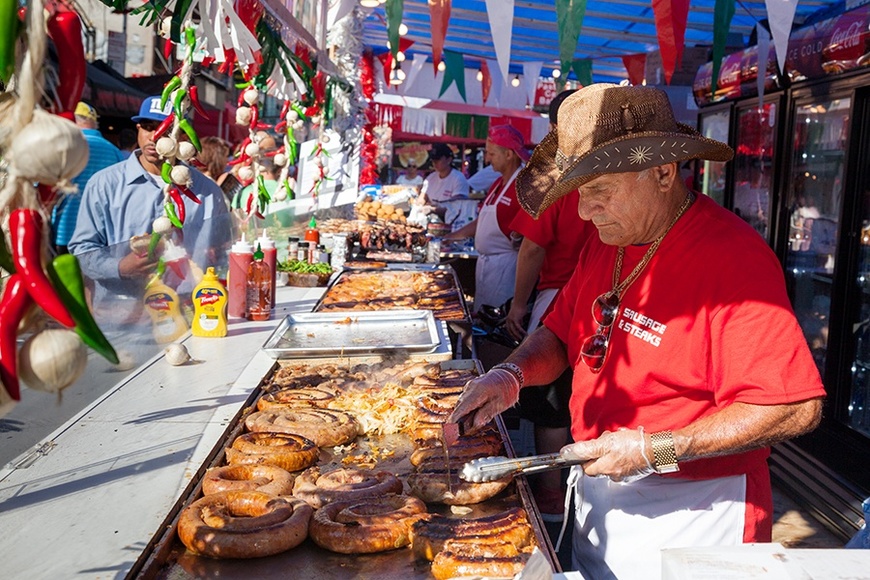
287,237,299,261
227,234,253,318
304,216,320,244
143,262,189,343
297,241,309,262
246,244,271,321
191,267,228,337
257,230,277,308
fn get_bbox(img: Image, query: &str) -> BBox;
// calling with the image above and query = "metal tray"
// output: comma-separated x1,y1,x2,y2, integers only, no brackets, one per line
131,359,559,579
261,310,441,358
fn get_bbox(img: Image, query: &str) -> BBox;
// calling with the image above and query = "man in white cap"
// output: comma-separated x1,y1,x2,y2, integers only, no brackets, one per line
449,84,825,579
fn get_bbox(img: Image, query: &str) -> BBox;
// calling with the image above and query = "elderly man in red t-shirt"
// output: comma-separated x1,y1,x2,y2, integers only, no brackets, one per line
449,84,825,579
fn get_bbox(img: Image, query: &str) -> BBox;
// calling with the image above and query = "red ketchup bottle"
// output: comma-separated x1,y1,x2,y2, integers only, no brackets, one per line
227,235,252,318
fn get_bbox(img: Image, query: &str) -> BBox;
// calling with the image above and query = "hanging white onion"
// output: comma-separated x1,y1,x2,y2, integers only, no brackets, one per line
9,110,89,185
176,141,197,161
170,164,192,187
238,165,254,181
156,137,177,158
18,329,88,393
164,343,191,366
236,107,253,126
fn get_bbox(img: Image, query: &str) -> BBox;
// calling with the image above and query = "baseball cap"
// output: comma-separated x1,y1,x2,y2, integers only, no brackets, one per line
430,143,453,160
132,95,172,123
74,102,98,122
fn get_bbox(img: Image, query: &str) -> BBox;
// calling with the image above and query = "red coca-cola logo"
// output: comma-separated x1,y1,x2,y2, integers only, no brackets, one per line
824,16,866,62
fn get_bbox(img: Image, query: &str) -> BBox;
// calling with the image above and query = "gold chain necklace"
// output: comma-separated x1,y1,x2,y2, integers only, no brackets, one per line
610,192,694,298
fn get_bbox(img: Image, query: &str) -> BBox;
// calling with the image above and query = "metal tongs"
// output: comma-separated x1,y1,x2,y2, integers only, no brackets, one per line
459,452,588,483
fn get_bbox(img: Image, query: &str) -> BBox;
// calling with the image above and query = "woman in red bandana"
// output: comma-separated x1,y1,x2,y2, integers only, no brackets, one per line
444,125,530,313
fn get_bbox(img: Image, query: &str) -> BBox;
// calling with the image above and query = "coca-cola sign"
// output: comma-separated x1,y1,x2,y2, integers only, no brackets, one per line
692,45,780,106
785,4,870,80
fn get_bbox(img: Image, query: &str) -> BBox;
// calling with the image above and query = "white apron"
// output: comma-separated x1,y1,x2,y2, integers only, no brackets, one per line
567,467,747,580
474,169,520,313
528,287,559,331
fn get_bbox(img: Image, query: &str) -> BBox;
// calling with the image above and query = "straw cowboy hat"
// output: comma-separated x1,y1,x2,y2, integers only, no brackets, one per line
516,83,733,218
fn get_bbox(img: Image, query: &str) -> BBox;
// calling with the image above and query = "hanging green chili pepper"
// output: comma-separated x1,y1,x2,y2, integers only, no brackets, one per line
10,209,75,328
178,118,201,151
184,26,196,54
160,75,182,110
147,231,162,259
257,174,270,204
168,187,186,224
153,112,175,140
0,274,32,401
283,178,295,201
46,255,119,364
46,10,86,115
172,88,187,119
188,85,209,119
161,162,173,184
164,201,183,228
0,0,19,84
0,233,15,274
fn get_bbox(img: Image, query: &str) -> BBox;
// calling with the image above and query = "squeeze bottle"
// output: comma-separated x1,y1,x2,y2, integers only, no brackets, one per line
143,263,189,343
258,230,278,308
304,216,320,244
191,267,228,337
228,234,253,318
246,244,271,321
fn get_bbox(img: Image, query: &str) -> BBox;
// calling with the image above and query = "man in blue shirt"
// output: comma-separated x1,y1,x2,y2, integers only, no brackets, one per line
52,102,125,253
69,96,231,313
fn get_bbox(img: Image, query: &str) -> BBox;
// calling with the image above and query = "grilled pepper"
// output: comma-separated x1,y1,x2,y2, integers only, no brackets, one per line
10,209,75,328
47,254,119,364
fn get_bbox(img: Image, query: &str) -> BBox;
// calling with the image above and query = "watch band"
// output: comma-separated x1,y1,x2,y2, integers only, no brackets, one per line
649,430,680,474
491,362,525,389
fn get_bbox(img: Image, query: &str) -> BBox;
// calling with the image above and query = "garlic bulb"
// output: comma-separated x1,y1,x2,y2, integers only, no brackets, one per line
170,164,192,186
10,110,89,185
273,186,288,201
153,215,173,234
164,343,191,366
273,153,287,167
245,142,260,158
236,106,252,126
238,165,254,181
19,329,88,393
286,110,299,122
176,141,197,161
243,88,259,105
156,137,177,158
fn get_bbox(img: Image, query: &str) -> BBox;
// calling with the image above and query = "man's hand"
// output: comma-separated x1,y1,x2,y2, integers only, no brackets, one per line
505,301,529,341
561,428,655,483
119,250,159,279
448,368,521,433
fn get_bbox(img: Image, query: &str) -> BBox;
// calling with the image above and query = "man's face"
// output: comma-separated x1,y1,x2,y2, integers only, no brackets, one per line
137,119,164,166
485,140,512,174
576,168,668,247
432,156,452,174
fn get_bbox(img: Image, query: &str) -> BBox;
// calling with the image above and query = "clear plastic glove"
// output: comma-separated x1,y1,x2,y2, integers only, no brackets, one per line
448,368,521,433
560,427,655,483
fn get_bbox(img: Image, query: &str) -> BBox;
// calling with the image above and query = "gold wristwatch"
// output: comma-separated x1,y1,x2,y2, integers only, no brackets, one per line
650,430,680,474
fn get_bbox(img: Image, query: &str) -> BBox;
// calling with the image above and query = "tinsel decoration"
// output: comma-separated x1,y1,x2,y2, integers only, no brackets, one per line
360,49,376,101
359,109,379,186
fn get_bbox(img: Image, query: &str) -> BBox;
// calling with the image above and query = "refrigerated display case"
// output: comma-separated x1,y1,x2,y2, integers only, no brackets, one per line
732,101,780,243
697,106,731,206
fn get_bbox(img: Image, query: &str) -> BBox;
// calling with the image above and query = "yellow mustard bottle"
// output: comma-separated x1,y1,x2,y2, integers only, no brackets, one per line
191,267,228,337
143,262,189,344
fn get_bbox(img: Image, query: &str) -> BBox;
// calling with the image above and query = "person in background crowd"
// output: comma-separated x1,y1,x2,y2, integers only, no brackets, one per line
118,127,138,158
396,162,424,187
417,143,471,229
69,95,230,309
504,89,597,521
467,161,499,193
198,136,232,187
51,102,125,254
449,84,825,579
443,125,528,313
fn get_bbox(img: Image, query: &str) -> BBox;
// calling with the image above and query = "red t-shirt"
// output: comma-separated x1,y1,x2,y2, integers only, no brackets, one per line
510,190,597,290
484,175,522,239
544,193,826,541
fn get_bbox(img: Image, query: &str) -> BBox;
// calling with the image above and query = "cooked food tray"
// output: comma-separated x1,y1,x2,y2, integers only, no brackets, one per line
262,310,441,358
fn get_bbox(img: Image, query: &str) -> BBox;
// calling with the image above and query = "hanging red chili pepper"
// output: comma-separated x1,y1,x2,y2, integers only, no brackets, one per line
168,188,186,224
249,104,259,129
175,183,201,204
188,85,210,119
163,38,174,61
46,10,86,117
153,112,175,140
0,275,33,401
10,209,75,328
